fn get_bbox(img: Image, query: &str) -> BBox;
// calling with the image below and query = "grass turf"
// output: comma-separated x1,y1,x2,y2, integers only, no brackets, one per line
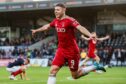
0,66,126,84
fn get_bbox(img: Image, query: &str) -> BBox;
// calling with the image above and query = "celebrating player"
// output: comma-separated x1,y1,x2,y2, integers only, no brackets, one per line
6,57,30,80
31,3,106,84
79,32,110,67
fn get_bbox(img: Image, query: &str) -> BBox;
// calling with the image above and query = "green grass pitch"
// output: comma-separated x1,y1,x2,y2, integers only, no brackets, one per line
0,67,126,84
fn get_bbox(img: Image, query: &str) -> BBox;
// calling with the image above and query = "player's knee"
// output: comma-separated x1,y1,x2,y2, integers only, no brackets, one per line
71,73,78,79
50,67,59,75
72,75,78,79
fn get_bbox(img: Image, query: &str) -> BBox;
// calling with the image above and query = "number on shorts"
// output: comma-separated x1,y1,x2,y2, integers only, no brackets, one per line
70,60,75,69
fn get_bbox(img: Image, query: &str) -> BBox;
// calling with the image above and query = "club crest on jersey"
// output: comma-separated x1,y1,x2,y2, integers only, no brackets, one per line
56,28,66,32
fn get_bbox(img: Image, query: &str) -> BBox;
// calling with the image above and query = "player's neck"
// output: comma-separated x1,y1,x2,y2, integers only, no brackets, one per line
59,14,67,20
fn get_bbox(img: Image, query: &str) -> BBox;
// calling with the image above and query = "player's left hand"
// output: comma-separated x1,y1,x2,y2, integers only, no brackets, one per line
106,35,110,39
31,29,37,36
81,35,84,38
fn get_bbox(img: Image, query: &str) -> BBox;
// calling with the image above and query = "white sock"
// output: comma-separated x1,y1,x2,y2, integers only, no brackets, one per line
81,65,96,74
47,76,56,84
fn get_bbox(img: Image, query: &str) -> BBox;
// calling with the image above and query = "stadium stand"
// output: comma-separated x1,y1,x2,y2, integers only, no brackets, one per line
0,0,126,67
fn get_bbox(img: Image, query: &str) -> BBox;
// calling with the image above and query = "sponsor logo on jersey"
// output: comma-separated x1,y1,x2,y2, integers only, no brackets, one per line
56,28,66,32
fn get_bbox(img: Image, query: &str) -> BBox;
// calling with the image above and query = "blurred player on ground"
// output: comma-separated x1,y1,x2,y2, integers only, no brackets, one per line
6,57,30,80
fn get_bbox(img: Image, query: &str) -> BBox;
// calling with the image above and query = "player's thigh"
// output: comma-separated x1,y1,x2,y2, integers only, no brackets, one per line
68,55,80,72
52,49,65,68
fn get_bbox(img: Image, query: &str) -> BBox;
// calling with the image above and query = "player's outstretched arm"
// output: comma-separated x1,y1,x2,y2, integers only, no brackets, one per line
31,24,50,35
76,25,92,38
81,35,90,40
97,35,110,41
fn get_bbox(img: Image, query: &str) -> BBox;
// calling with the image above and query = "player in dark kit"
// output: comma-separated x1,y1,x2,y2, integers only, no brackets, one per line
6,58,30,80
31,3,106,84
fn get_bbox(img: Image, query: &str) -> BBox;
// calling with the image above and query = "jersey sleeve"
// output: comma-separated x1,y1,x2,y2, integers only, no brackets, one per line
50,19,55,28
71,18,80,28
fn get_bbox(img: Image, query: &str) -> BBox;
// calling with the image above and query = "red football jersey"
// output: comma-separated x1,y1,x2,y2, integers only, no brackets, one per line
88,38,96,55
50,16,80,56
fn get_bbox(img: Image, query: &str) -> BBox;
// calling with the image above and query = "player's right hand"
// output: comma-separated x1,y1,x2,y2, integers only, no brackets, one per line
31,29,36,36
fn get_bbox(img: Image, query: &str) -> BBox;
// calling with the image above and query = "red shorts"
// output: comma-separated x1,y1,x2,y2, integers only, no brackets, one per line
52,48,80,71
88,53,96,58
